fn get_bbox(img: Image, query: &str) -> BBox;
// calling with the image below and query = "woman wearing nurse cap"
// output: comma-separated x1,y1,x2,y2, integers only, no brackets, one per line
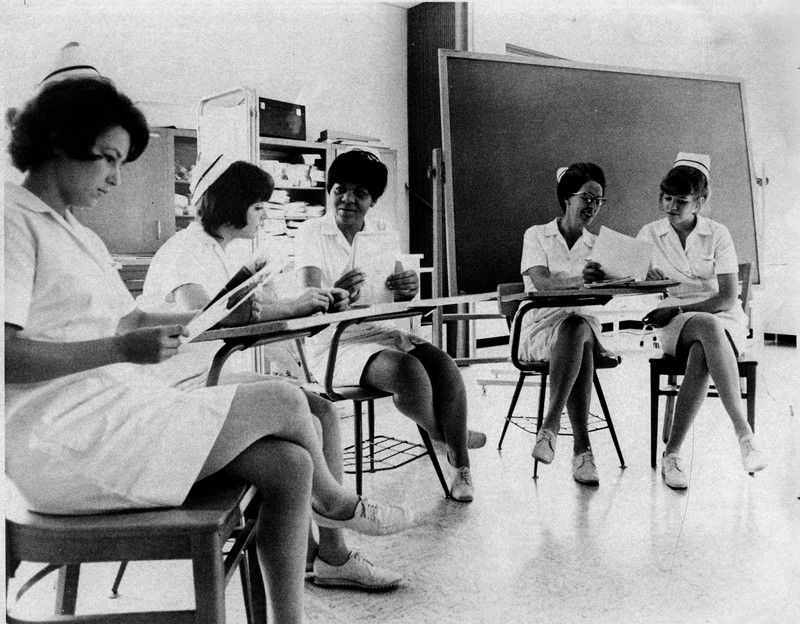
638,152,767,489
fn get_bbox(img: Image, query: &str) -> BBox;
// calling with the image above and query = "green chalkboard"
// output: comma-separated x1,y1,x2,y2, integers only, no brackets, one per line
439,50,759,294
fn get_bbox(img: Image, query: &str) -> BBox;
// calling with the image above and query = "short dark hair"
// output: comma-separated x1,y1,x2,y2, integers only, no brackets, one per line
556,162,606,211
7,77,149,172
660,165,709,199
326,149,388,200
197,161,275,235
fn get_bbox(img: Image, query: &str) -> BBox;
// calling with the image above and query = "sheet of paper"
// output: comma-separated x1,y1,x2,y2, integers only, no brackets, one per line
182,262,278,343
350,232,399,305
587,226,653,281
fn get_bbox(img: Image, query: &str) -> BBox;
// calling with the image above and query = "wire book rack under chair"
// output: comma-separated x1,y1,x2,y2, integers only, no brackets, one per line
649,262,758,471
314,318,450,498
495,283,626,478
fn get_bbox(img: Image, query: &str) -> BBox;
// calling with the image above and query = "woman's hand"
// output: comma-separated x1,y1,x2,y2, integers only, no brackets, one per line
116,324,186,363
327,287,351,312
291,288,335,316
386,269,419,300
641,307,682,328
583,261,606,283
647,266,666,280
335,268,367,304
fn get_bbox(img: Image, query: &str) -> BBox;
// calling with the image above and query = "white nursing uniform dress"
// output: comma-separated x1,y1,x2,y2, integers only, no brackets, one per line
294,212,426,386
4,183,237,515
636,216,749,356
518,218,602,361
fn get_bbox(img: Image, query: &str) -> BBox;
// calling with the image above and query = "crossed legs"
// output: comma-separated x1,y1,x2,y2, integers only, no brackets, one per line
360,343,471,467
665,314,753,455
539,315,598,454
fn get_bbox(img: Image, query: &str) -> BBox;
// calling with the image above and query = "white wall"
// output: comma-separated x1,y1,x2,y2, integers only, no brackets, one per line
1,0,411,248
469,0,800,335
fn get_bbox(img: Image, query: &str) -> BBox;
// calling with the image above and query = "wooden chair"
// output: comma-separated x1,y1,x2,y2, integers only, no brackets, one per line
319,321,450,498
495,283,625,478
648,262,758,469
6,479,264,624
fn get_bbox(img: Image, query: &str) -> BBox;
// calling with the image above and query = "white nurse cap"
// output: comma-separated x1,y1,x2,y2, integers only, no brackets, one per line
673,152,710,179
40,42,101,86
190,153,235,203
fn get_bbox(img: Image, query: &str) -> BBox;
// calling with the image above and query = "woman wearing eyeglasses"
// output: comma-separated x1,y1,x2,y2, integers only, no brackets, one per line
520,162,617,485
637,153,767,489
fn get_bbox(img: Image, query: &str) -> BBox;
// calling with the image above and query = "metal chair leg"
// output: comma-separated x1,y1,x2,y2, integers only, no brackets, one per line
593,373,625,468
497,372,527,450
368,400,376,473
650,366,660,468
533,373,547,480
55,564,80,615
418,427,450,497
353,402,364,496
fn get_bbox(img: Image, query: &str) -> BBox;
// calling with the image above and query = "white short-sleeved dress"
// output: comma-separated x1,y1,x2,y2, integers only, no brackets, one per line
636,216,749,357
4,183,238,515
517,219,603,361
293,212,426,386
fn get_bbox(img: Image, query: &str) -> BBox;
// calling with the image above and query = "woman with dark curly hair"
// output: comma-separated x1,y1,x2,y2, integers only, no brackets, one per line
4,77,410,623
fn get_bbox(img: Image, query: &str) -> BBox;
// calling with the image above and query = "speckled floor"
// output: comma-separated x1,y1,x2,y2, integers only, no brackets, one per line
8,334,799,624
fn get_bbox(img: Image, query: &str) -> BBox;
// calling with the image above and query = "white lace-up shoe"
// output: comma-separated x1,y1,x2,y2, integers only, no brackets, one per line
572,450,599,485
661,452,689,489
313,551,402,591
312,498,414,536
449,466,474,502
739,434,768,473
532,428,557,464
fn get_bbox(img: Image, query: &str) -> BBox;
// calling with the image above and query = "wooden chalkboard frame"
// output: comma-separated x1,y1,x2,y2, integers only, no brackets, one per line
438,50,760,295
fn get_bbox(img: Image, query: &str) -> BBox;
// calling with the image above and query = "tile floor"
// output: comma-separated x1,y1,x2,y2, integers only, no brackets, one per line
7,333,799,624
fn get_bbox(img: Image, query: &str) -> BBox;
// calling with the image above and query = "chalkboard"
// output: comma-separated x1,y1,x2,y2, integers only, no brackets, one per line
439,50,759,294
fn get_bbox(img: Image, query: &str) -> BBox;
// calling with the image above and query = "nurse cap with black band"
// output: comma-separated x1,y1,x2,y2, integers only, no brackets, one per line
190,154,235,204
673,152,711,179
39,42,102,86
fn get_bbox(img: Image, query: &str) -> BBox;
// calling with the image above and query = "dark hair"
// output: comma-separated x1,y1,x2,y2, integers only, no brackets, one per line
197,161,274,235
7,77,149,172
326,149,388,200
659,165,709,199
556,162,606,211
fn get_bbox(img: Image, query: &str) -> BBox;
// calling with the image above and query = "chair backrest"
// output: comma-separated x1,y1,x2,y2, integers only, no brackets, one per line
497,282,525,327
738,262,752,315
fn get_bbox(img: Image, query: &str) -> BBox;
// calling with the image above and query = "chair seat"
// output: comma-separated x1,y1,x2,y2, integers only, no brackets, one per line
649,353,757,373
6,480,261,624
325,385,392,403
517,354,621,374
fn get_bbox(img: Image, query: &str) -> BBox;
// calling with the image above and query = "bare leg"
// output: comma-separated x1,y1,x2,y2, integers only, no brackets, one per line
303,390,350,565
200,381,361,521
540,316,597,441
666,315,753,455
564,340,595,454
361,349,442,439
408,343,470,468
664,341,710,454
218,439,313,624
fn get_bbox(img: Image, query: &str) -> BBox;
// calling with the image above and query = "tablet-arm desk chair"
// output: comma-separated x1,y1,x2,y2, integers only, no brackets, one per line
320,319,450,498
495,283,625,479
6,478,264,624
649,262,758,470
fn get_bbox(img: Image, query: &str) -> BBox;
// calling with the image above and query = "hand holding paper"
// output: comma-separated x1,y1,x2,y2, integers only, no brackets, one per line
587,226,653,281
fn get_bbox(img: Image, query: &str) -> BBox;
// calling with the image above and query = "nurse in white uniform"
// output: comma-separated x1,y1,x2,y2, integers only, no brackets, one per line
521,162,618,486
638,152,767,489
296,149,487,502
4,77,409,624
143,156,403,590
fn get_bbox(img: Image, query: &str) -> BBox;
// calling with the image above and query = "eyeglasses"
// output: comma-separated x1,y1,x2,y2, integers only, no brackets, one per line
571,192,607,208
